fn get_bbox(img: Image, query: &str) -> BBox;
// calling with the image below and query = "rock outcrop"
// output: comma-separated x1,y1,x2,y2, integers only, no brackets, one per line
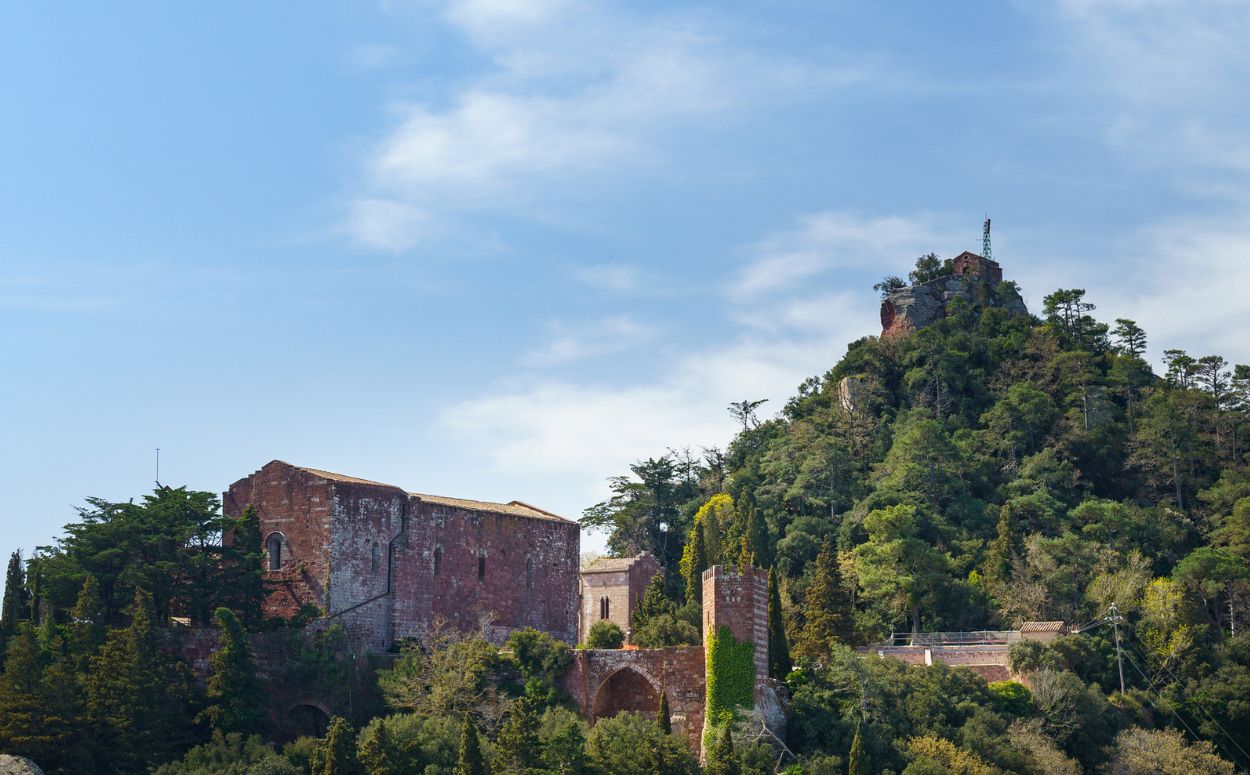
0,755,46,775
880,251,1028,338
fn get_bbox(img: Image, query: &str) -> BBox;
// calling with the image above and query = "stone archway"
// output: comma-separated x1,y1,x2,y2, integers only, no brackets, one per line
287,701,331,737
591,667,662,721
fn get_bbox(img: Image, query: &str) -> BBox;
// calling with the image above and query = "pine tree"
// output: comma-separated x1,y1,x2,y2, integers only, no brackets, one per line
657,690,672,735
202,607,266,735
683,522,708,607
736,535,754,571
456,716,487,775
706,725,738,775
766,567,792,679
633,573,676,632
221,505,266,629
495,698,541,773
746,507,772,569
359,719,398,775
847,722,868,775
67,574,105,668
321,716,362,775
87,589,198,772
0,624,51,760
985,508,1022,587
795,540,852,658
0,550,28,661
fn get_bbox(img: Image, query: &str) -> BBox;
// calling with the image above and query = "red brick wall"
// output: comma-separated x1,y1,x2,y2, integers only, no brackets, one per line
225,462,341,619
565,646,707,752
393,499,580,645
227,461,580,652
701,566,769,684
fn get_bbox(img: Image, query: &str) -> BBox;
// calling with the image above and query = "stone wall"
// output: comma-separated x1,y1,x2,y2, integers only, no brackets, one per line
226,461,580,653
565,647,707,752
879,251,1027,338
579,554,660,643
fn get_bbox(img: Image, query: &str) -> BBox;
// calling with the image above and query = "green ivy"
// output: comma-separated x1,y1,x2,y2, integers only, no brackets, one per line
705,625,755,728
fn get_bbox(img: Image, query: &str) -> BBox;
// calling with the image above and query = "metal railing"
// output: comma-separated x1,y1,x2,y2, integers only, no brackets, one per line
882,630,1021,647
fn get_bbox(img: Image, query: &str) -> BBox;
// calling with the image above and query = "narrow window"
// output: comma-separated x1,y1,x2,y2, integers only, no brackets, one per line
370,542,381,575
600,596,610,620
526,556,534,590
266,534,283,571
478,552,486,581
433,546,443,576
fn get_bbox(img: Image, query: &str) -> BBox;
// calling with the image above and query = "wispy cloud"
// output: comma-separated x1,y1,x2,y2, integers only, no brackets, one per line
569,263,643,293
730,211,953,299
524,315,658,366
346,2,859,248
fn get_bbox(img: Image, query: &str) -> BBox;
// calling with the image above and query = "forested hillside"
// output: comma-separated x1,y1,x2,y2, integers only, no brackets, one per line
0,255,1248,774
584,256,1250,771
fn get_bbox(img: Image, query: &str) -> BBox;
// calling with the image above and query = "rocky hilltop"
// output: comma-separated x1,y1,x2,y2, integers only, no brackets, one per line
880,251,1028,337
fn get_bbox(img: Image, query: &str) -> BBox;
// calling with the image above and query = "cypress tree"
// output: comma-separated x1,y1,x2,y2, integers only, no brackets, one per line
322,716,361,775
766,567,792,679
684,523,708,607
795,540,852,658
359,719,398,775
847,721,868,775
634,573,676,631
455,716,487,775
222,505,266,629
746,507,772,569
0,624,50,760
495,698,541,773
202,607,266,735
736,535,754,571
657,690,672,735
0,550,27,660
68,573,106,664
706,725,738,775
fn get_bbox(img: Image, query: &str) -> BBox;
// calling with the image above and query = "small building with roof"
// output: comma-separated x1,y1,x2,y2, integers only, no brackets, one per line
578,553,660,644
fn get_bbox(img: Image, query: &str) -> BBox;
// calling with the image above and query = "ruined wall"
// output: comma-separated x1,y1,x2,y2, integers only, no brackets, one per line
392,499,580,645
227,461,579,652
225,463,338,619
565,647,707,752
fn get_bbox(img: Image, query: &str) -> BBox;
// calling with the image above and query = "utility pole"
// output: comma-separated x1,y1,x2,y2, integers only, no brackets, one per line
1109,603,1126,694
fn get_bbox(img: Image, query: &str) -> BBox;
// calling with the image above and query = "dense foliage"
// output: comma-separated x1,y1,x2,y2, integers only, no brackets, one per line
2,258,1248,772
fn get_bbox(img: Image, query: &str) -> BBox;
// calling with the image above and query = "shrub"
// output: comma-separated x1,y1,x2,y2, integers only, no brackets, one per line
586,620,625,649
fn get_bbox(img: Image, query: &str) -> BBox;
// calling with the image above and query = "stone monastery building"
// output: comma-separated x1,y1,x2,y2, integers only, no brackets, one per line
226,460,581,651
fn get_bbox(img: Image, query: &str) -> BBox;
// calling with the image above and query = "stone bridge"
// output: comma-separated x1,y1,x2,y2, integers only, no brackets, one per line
564,646,707,751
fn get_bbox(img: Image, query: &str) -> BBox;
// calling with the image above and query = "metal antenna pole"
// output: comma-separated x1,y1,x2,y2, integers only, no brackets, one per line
982,217,992,262
156,448,160,486
1110,604,1126,694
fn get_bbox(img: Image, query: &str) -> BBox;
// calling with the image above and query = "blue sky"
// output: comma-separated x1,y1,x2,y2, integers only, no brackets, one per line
3,0,1250,568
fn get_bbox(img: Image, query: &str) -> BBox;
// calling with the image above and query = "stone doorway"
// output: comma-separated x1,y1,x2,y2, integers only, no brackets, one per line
591,667,661,721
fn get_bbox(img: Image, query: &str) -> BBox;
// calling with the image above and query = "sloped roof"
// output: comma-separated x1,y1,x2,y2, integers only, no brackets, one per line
582,555,653,573
279,462,572,524
1020,621,1066,632
412,492,571,523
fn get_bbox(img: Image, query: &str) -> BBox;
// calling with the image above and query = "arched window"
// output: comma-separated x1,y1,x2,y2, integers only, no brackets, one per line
266,533,284,571
370,542,381,575
600,596,610,620
478,551,487,581
525,556,534,590
433,545,443,576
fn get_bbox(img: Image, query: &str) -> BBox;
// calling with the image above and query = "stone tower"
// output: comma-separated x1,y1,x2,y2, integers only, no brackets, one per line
701,565,769,682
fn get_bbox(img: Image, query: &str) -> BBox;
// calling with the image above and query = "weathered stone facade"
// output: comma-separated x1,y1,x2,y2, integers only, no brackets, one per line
880,251,1028,338
578,553,660,643
225,461,580,651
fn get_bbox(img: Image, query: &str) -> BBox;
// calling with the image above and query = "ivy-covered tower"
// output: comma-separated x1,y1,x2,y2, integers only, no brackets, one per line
700,565,776,755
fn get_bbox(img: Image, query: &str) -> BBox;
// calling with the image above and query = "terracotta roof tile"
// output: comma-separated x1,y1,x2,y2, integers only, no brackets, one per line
282,462,572,524
1020,621,1066,632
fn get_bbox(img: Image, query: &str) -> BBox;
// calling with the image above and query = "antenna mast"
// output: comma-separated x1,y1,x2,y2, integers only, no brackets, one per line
156,447,161,487
982,217,992,262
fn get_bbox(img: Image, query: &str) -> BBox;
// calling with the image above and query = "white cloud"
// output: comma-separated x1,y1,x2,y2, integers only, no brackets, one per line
524,315,658,366
1050,0,1250,176
730,211,954,298
348,2,857,247
346,198,429,251
569,263,643,293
